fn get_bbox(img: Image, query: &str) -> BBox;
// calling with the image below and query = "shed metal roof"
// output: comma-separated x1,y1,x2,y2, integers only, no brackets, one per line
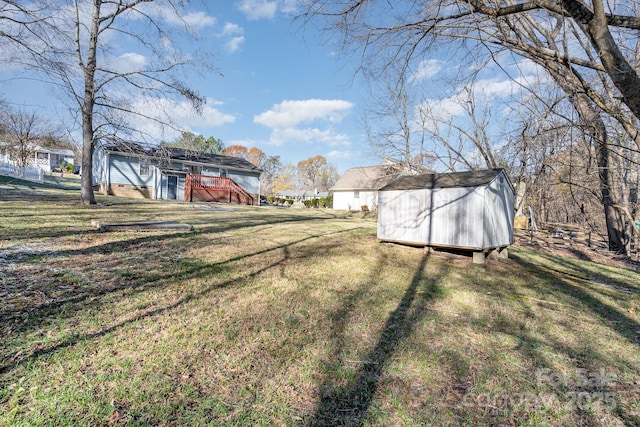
380,169,509,191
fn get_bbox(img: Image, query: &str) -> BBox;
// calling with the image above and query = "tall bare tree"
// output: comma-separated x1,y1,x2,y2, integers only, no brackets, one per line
1,1,210,205
1,109,50,167
300,0,640,253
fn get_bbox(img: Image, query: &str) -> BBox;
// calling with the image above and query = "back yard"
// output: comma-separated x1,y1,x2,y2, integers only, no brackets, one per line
1,176,639,426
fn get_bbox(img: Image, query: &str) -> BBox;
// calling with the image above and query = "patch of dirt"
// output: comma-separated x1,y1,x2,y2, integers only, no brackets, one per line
513,229,639,270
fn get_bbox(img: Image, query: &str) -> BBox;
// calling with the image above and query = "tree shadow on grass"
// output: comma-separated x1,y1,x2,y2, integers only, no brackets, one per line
0,227,362,374
310,251,447,425
461,251,640,426
510,252,640,348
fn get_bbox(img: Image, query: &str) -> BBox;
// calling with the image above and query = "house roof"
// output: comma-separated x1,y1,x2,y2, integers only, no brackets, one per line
331,165,399,191
380,168,511,191
275,189,329,198
100,140,262,173
0,141,75,157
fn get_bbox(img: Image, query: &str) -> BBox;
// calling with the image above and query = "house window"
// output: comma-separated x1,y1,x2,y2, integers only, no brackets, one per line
36,152,48,165
139,158,150,177
220,168,228,178
354,191,360,199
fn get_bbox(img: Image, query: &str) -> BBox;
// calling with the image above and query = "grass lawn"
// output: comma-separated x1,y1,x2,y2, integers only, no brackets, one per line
1,176,639,426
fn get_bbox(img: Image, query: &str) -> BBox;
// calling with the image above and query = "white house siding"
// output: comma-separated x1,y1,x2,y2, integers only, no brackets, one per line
378,187,485,248
333,190,378,211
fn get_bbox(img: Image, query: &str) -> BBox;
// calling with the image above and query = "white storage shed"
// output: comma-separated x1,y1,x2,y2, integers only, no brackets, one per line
377,169,515,262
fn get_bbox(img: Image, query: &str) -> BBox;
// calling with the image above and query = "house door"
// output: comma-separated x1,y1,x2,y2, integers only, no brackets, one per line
167,175,178,200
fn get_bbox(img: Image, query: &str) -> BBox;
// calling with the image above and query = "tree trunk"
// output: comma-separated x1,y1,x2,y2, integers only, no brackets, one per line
80,106,96,205
548,64,627,253
560,0,640,122
79,0,100,206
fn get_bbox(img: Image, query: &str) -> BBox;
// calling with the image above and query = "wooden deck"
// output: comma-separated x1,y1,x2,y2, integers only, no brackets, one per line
184,175,254,205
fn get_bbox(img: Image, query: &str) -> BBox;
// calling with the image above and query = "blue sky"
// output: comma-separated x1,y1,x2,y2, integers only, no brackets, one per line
0,0,539,175
1,0,375,174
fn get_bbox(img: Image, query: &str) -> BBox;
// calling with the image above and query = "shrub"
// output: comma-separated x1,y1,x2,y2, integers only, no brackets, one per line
320,196,333,208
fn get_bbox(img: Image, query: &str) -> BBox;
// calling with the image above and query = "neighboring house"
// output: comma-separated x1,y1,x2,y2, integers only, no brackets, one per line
377,168,515,263
92,140,262,205
331,165,399,211
0,141,75,173
274,189,329,201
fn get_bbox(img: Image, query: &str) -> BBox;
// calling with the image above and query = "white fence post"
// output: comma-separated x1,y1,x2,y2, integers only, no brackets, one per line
0,161,44,184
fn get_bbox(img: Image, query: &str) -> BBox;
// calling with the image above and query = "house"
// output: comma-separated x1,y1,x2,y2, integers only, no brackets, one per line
331,165,399,211
377,169,515,263
92,140,261,205
274,189,330,202
0,141,75,173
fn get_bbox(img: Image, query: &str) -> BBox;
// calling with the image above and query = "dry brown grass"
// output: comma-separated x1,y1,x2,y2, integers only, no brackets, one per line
1,177,639,426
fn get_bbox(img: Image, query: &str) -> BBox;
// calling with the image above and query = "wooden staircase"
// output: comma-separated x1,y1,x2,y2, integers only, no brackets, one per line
185,174,254,205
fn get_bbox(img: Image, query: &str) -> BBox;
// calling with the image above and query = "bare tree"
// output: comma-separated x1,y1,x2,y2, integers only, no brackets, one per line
363,68,435,174
260,155,282,196
299,0,640,253
1,1,210,204
0,108,50,167
415,85,505,172
0,0,57,60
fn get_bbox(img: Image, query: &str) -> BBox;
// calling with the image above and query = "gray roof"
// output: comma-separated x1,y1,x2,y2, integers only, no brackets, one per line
0,141,75,157
101,140,261,173
380,169,509,191
275,189,329,198
331,165,399,191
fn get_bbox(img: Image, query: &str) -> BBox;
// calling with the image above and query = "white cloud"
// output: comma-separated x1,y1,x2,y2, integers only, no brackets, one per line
221,22,243,36
267,127,351,147
107,52,147,73
253,99,354,148
473,78,520,98
226,36,246,53
237,0,278,20
412,59,443,82
281,0,300,14
326,150,352,160
254,99,354,128
219,22,245,52
127,96,236,140
180,11,217,28
135,4,216,29
418,93,467,123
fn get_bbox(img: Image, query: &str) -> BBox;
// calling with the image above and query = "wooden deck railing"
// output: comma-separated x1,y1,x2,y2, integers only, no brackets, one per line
185,174,254,205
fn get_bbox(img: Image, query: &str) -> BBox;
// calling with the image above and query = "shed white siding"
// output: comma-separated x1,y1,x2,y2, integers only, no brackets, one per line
377,169,514,250
378,186,486,248
482,174,514,248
